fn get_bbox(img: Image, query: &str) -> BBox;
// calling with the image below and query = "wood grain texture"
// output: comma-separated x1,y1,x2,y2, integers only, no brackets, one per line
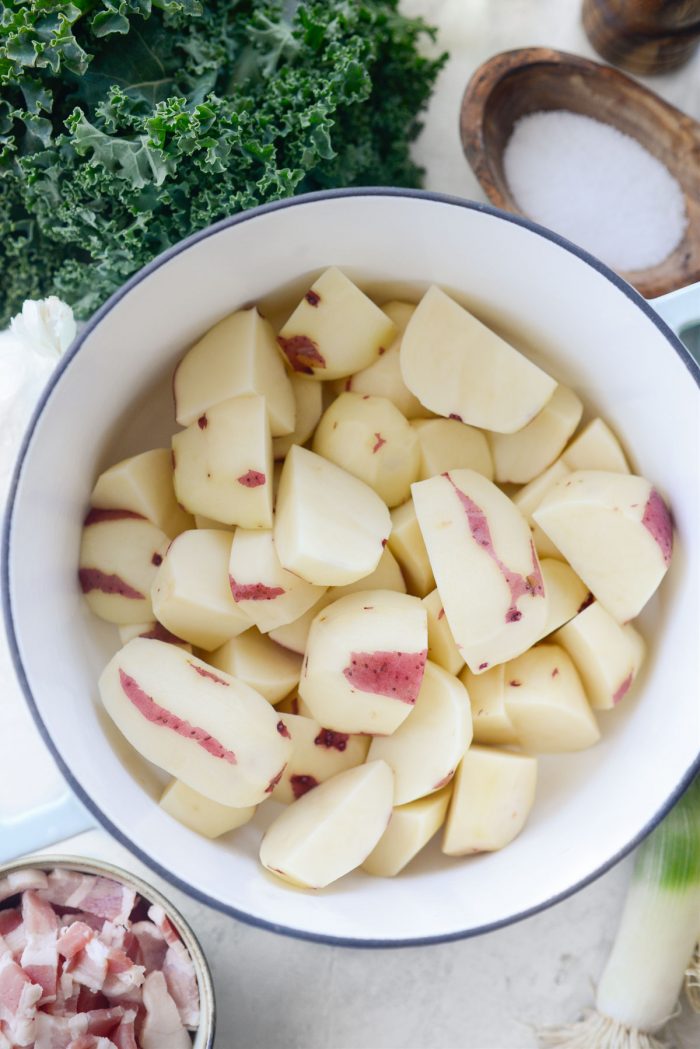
460,47,700,298
583,0,700,76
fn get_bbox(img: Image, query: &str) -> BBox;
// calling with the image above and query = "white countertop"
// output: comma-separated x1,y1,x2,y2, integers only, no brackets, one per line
2,2,699,1047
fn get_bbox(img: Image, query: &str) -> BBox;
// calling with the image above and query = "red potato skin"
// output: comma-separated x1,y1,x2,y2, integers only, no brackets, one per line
229,576,286,601
613,672,634,704
277,335,326,375
79,569,144,600
189,664,230,686
83,509,145,526
290,774,319,799
118,669,236,764
343,649,428,705
237,470,266,488
314,729,349,752
642,489,673,565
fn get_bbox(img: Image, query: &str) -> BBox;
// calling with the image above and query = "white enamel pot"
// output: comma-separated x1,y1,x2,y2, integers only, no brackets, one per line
2,190,699,946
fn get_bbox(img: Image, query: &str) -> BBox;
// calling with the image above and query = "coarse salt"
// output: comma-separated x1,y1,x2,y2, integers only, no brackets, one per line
503,110,687,272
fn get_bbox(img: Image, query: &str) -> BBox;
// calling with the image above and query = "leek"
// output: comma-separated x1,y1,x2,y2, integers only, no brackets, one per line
686,946,700,1012
539,776,700,1049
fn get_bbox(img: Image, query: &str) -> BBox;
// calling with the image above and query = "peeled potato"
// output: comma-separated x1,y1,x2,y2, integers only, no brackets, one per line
554,601,646,710
488,385,583,484
422,589,464,676
207,628,303,705
460,664,517,746
362,786,452,877
173,306,295,436
412,470,548,673
412,417,493,481
272,375,323,460
271,712,370,805
160,780,256,838
561,418,629,473
277,268,396,380
313,392,420,507
400,285,557,433
91,448,194,539
533,471,672,622
387,498,435,598
274,446,391,587
368,661,472,805
342,301,426,418
299,590,428,735
442,746,537,855
259,760,394,889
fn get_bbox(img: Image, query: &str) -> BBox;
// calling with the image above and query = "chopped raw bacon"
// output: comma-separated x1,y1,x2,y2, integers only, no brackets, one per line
140,972,190,1049
0,869,48,904
162,943,199,1028
21,890,59,1003
1,868,200,1047
0,952,42,1046
68,937,110,993
111,1009,138,1049
40,873,136,927
145,906,179,948
58,922,96,963
130,924,166,975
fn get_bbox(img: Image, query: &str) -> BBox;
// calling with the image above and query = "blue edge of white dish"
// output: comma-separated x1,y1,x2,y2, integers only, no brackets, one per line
1,189,699,947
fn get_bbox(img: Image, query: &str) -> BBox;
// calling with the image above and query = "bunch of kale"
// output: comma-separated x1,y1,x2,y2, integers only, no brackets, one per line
0,0,445,323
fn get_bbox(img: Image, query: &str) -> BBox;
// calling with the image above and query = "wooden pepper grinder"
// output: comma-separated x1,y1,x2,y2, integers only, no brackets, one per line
583,0,700,74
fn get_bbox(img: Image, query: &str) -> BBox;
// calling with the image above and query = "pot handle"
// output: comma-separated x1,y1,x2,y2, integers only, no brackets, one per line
651,281,700,362
0,790,94,865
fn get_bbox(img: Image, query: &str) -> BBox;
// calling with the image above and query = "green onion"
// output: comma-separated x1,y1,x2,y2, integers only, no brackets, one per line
686,946,700,1012
539,776,700,1049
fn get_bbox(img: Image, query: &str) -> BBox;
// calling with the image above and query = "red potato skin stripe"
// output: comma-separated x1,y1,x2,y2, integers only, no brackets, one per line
372,433,386,454
264,767,285,794
138,623,187,645
642,488,673,565
314,729,349,751
237,470,266,488
277,334,326,374
79,569,144,600
83,509,145,526
277,721,291,739
118,669,236,764
613,672,634,704
343,649,427,705
189,664,230,686
305,290,321,306
444,473,545,623
290,774,318,799
229,576,285,601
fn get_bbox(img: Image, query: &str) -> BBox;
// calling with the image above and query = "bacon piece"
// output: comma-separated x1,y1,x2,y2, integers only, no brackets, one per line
68,938,110,993
21,890,59,1004
84,1007,124,1036
130,923,167,974
34,1011,87,1049
43,971,80,1017
162,942,199,1027
58,923,96,963
146,906,179,948
66,1037,118,1049
140,971,190,1049
102,948,144,999
0,869,48,904
76,987,109,1014
0,1022,11,1048
1,913,26,960
0,952,42,1046
60,913,105,933
40,872,136,927
111,1009,138,1049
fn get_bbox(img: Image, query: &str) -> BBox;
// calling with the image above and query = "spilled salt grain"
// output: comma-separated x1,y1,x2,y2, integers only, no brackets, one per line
503,110,687,272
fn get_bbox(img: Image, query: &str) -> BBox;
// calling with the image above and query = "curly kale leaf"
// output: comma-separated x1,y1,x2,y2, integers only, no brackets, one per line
0,0,446,324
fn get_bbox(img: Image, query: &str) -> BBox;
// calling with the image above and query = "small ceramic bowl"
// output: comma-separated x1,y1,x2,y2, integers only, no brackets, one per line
2,189,699,946
0,854,215,1047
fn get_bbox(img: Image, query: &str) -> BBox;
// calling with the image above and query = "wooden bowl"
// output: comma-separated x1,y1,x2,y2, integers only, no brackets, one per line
460,47,700,298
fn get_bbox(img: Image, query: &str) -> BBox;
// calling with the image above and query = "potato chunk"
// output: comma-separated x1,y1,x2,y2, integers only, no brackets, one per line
504,644,600,752
400,286,556,433
412,417,493,481
174,306,295,436
208,628,303,705
488,385,583,484
172,394,273,529
512,459,571,559
459,664,517,746
368,661,472,804
536,558,590,640
277,268,396,380
312,392,420,507
422,589,464,676
412,470,548,673
442,747,537,855
343,301,426,418
151,529,250,650
100,638,291,807
91,448,194,539
271,713,370,805
160,780,256,838
79,511,170,624
387,499,435,598
554,601,646,710
299,590,428,735
259,760,394,889
228,528,325,632
272,375,323,460
561,418,629,473
267,545,406,654
274,446,390,586
362,786,452,877
533,471,672,621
